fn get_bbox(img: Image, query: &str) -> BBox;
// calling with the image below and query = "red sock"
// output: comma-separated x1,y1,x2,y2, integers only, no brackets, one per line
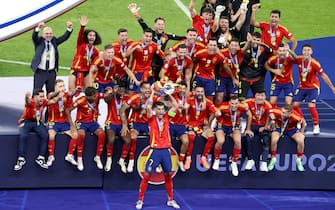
67,138,77,155
308,106,319,125
297,151,304,158
77,134,85,157
138,173,150,201
271,150,277,158
214,147,222,160
96,132,106,156
178,153,185,162
186,134,195,157
293,105,303,117
232,147,240,162
121,143,130,159
106,144,114,157
164,173,173,201
48,140,55,156
129,138,137,160
203,136,214,157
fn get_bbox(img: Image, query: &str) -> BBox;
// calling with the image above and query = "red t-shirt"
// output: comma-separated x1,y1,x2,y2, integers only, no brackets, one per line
169,94,187,125
244,98,272,126
125,94,158,123
193,49,225,80
73,94,103,123
162,56,192,82
18,99,48,124
47,92,72,123
105,94,129,125
267,55,294,84
192,15,213,44
170,40,205,58
259,22,294,51
148,114,171,149
216,101,249,127
112,40,134,78
269,108,304,130
94,57,126,84
187,96,216,126
294,56,324,89
219,49,244,78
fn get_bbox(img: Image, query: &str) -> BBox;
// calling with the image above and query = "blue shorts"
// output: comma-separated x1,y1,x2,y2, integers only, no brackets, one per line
77,121,101,133
216,124,237,135
170,124,187,138
193,76,215,96
145,148,172,174
95,81,114,93
270,82,294,97
274,128,300,137
48,122,70,133
106,122,122,134
216,76,237,94
293,88,319,103
133,122,149,134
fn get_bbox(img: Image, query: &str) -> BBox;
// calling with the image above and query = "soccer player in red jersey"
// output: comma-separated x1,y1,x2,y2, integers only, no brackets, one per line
251,5,297,52
193,38,225,99
68,16,102,93
14,89,61,171
160,44,193,90
46,79,78,167
267,104,306,172
292,44,335,135
103,81,130,172
126,29,165,93
184,85,217,170
265,43,296,107
244,90,272,172
135,96,180,210
213,95,252,176
119,81,157,173
189,0,218,44
68,87,105,171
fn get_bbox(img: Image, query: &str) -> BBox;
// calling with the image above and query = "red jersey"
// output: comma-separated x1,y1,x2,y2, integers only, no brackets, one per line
187,97,216,126
259,22,294,51
269,108,304,130
73,94,103,123
125,94,158,123
294,56,324,89
170,40,205,58
219,49,244,78
105,94,130,125
93,57,126,84
216,101,249,127
148,114,171,149
71,26,100,72
244,98,272,126
193,49,225,80
18,99,48,124
112,40,134,78
129,41,164,80
192,15,213,44
47,92,72,123
267,55,294,84
162,56,193,82
169,94,187,125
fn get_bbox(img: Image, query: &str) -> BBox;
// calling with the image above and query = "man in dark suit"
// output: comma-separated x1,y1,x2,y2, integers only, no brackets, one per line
31,21,73,93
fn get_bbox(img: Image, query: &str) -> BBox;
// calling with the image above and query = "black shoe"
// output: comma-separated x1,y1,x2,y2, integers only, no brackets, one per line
35,157,48,169
14,157,26,171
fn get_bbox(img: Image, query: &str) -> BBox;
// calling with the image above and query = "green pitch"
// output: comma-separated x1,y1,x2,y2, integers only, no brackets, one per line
0,0,334,77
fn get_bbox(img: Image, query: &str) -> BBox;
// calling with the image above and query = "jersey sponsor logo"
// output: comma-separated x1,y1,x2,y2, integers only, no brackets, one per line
137,145,179,185
0,0,85,41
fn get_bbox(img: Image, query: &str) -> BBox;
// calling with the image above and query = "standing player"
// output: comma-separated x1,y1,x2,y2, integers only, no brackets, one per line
103,81,130,171
184,85,217,169
69,87,105,171
244,90,272,172
213,95,253,176
265,43,296,107
135,95,180,209
292,44,335,135
251,5,297,52
267,104,306,172
46,79,78,167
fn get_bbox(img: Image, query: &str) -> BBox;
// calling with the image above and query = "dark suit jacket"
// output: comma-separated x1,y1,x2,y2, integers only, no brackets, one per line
31,29,72,72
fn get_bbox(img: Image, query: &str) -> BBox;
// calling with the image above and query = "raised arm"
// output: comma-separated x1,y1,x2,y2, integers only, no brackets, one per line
250,4,260,28
189,0,197,18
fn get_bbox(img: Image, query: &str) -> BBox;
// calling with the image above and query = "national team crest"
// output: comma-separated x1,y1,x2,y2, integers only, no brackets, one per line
137,146,179,185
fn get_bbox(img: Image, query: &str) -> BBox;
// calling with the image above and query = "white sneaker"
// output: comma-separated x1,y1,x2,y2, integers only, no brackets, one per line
135,200,143,210
94,156,103,169
47,155,55,167
245,159,255,170
105,157,112,172
259,161,268,172
167,200,180,209
118,158,127,173
127,159,134,173
14,157,26,171
313,124,320,135
178,161,186,172
77,157,84,171
231,162,239,176
212,159,220,170
65,154,77,165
